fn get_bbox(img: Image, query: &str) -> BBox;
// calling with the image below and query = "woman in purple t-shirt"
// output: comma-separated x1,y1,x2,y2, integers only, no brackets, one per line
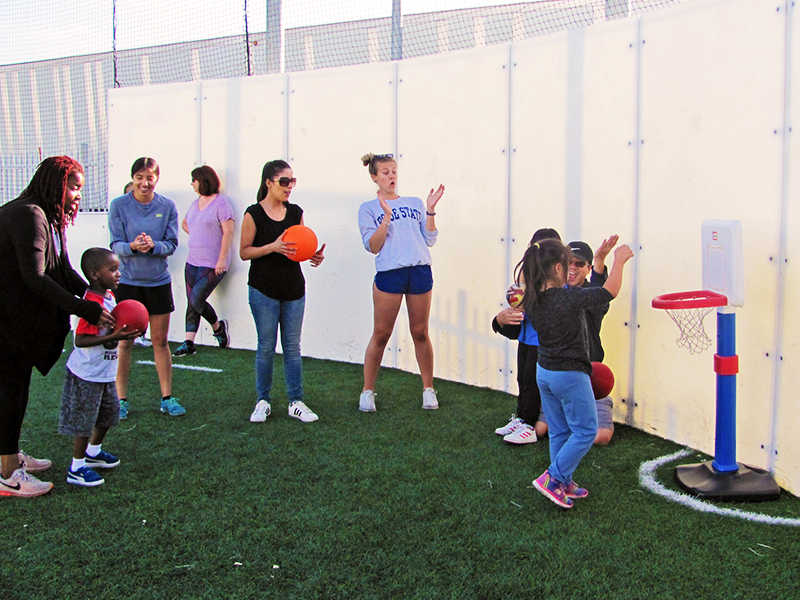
173,165,235,357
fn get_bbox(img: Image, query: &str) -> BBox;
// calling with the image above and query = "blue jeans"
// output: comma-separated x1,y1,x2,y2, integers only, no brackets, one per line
536,366,598,485
248,286,305,403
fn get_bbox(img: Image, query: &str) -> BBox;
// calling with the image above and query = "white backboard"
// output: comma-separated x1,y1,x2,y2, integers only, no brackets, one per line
702,219,744,307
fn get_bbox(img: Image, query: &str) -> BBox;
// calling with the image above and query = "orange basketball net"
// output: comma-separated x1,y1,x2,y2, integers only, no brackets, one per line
651,291,728,355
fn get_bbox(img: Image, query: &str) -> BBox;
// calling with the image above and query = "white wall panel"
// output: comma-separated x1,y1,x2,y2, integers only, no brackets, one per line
635,0,786,472
569,17,639,423
397,45,509,389
775,0,800,492
286,62,396,364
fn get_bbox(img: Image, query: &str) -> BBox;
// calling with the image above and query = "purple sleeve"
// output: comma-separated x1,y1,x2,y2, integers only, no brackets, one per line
217,196,235,223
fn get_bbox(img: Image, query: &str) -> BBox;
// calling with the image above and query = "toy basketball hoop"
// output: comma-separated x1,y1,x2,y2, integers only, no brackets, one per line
651,290,727,355
648,220,779,501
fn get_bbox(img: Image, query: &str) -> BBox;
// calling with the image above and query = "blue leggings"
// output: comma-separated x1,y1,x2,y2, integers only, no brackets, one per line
184,264,225,333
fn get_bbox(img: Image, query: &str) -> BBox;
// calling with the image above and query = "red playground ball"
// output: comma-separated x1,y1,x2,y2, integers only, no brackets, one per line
590,362,615,399
111,299,149,334
282,225,318,262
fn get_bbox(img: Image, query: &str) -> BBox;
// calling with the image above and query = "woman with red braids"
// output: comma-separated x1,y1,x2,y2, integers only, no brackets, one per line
0,156,114,498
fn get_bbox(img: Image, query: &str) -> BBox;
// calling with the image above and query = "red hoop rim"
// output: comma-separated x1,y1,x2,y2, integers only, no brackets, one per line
652,290,728,310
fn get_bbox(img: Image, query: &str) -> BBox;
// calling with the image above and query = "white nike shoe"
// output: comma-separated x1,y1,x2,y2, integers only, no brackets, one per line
0,468,53,498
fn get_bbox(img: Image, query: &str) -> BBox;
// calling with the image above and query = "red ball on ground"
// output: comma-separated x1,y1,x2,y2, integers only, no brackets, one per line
282,225,318,262
111,299,149,334
590,362,615,399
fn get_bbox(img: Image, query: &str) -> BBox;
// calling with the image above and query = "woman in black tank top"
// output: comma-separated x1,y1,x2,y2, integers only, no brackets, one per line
239,160,325,425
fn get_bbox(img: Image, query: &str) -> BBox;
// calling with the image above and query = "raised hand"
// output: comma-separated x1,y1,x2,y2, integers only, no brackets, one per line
614,244,634,264
426,184,445,213
594,235,619,263
377,188,392,217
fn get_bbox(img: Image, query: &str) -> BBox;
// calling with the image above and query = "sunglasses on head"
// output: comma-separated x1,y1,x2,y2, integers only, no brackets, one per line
373,153,394,161
273,177,297,187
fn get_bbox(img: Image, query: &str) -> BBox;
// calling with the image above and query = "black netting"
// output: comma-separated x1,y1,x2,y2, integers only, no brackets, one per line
0,0,687,210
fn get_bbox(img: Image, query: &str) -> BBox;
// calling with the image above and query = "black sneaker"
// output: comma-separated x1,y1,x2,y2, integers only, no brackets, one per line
173,341,196,357
213,319,230,348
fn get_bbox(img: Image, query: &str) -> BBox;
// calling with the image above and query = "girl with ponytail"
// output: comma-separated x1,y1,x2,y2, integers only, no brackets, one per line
522,237,633,509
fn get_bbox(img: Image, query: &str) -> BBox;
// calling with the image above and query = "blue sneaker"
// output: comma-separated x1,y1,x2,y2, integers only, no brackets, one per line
85,450,120,469
119,399,129,420
161,396,186,416
67,466,105,487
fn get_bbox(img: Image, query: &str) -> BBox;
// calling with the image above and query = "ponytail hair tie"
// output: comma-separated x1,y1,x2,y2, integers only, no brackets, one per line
533,242,540,249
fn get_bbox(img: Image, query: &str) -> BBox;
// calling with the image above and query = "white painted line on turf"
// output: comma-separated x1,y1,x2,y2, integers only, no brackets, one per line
639,449,800,527
136,360,222,373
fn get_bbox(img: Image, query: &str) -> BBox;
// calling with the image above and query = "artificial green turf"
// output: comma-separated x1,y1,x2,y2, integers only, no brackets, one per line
1,339,800,599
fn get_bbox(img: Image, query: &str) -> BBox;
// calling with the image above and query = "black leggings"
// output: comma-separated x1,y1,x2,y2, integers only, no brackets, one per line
516,343,542,425
0,343,33,456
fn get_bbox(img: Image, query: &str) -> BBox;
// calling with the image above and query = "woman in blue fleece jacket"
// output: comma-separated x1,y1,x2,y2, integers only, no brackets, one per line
109,157,184,418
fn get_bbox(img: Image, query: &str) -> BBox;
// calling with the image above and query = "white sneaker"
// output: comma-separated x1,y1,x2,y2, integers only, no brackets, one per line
250,399,271,423
134,336,152,347
289,401,319,422
503,423,538,444
359,390,376,412
422,387,439,410
495,415,524,436
0,468,53,497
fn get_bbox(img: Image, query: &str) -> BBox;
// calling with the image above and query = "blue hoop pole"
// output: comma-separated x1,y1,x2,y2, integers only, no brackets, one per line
712,310,738,473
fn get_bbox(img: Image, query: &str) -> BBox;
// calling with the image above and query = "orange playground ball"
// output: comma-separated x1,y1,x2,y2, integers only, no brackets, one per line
283,225,318,262
111,299,149,334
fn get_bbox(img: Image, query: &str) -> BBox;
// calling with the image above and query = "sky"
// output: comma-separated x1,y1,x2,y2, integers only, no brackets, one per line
1,0,541,65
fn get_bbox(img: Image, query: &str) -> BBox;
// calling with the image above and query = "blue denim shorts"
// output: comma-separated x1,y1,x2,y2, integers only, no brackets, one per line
538,396,614,430
374,265,433,295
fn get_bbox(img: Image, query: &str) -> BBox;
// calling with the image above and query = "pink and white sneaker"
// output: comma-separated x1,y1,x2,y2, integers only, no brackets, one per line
494,415,524,436
532,470,572,509
0,468,53,498
503,423,538,444
19,451,52,472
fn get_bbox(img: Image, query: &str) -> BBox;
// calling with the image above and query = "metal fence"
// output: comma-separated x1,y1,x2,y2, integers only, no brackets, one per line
0,0,687,210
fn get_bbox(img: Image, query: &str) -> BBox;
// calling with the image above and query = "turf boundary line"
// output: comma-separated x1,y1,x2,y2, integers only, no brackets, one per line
639,449,800,527
136,360,223,373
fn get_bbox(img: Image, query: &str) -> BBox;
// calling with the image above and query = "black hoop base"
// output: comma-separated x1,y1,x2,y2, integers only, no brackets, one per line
674,462,781,502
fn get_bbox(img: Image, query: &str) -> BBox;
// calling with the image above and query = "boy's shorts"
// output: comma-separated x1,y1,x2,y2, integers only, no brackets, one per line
538,396,614,431
374,265,433,295
58,369,120,437
115,282,174,315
